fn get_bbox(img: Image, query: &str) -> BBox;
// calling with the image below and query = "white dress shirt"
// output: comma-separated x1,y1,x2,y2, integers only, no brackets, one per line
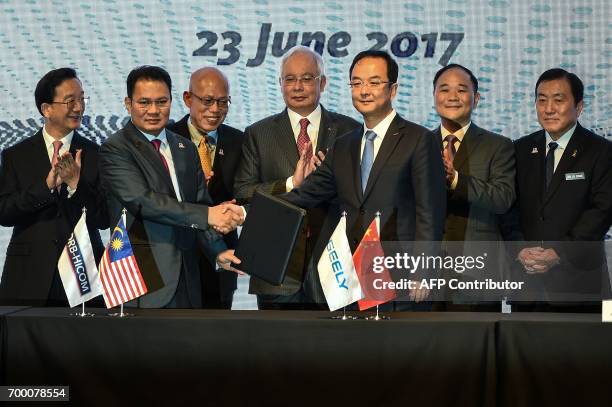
359,109,397,161
545,123,576,172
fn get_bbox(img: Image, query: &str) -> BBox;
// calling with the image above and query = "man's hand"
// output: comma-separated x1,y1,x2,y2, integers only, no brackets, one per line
45,166,60,190
409,285,430,303
208,203,244,233
56,149,82,190
292,141,316,188
216,249,245,275
442,148,455,185
205,170,214,184
518,247,560,274
311,149,326,168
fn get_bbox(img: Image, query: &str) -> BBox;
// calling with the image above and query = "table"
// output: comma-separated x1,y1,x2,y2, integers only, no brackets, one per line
2,309,611,406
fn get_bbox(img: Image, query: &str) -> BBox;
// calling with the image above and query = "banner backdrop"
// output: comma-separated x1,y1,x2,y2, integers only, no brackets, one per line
0,0,610,151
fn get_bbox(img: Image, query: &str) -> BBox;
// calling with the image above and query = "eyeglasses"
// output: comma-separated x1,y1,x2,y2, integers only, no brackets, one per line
349,80,393,89
133,98,171,110
190,93,231,109
50,96,90,109
281,75,321,86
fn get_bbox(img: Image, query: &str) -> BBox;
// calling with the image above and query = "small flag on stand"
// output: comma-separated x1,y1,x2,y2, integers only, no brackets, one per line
98,211,148,308
317,213,363,311
353,215,396,311
58,210,103,308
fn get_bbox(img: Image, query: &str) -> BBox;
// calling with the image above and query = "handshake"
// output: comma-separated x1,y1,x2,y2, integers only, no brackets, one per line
207,199,245,234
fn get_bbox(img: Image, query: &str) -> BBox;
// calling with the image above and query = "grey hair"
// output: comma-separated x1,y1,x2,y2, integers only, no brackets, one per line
280,45,325,77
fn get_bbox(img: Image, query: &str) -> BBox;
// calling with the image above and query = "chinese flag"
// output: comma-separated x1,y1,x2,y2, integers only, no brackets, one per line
353,217,396,310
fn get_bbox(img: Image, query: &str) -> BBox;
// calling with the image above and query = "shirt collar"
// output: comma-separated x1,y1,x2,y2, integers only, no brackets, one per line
134,121,168,145
440,121,471,142
42,126,74,150
545,124,576,150
188,118,218,146
287,104,322,132
363,109,397,140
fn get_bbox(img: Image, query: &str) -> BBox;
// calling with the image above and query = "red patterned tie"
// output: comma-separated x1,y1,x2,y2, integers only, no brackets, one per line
150,139,170,173
444,134,458,162
296,118,313,162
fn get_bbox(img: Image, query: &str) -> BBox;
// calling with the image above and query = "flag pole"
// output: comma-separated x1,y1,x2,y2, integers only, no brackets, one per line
329,211,358,320
365,211,390,321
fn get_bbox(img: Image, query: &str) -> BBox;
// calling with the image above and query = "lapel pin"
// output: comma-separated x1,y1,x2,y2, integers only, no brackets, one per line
571,149,577,158
178,142,185,149
531,147,538,154
218,148,224,156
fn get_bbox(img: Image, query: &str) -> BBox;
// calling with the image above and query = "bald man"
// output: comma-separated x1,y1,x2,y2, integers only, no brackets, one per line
168,67,244,309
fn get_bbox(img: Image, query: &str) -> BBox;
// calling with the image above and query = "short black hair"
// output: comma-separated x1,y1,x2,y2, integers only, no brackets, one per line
34,67,79,116
126,65,172,99
535,68,583,105
433,63,479,93
349,50,398,84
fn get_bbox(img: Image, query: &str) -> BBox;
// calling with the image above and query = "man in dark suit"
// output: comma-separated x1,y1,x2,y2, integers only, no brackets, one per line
234,46,360,309
431,64,515,308
283,50,446,308
99,65,244,308
504,68,612,308
168,67,244,309
0,67,108,306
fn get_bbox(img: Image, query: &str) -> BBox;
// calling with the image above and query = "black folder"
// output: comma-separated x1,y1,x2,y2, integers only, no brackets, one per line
232,191,306,285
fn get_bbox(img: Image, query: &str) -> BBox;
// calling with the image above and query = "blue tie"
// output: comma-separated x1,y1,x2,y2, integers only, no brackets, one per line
360,130,377,193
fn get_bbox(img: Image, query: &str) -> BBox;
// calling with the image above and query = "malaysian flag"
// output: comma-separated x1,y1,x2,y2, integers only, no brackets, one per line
99,212,147,308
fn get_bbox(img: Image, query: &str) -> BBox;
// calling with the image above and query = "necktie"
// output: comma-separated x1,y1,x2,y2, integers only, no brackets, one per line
443,134,458,161
197,135,213,179
51,140,63,166
360,130,377,193
150,139,170,173
297,118,313,162
545,141,558,189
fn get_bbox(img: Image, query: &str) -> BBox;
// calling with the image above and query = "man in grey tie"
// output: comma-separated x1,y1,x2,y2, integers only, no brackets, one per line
502,69,612,309
285,50,446,309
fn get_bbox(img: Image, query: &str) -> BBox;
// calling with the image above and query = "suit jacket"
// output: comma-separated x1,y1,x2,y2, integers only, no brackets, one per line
99,121,226,308
0,130,108,305
433,123,515,241
283,113,447,279
168,115,244,299
503,123,612,299
234,106,360,297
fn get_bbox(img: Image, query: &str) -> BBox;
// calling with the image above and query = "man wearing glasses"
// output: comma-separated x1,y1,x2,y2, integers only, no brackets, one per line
99,65,244,308
168,67,244,310
0,67,108,306
283,50,446,309
234,45,360,310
